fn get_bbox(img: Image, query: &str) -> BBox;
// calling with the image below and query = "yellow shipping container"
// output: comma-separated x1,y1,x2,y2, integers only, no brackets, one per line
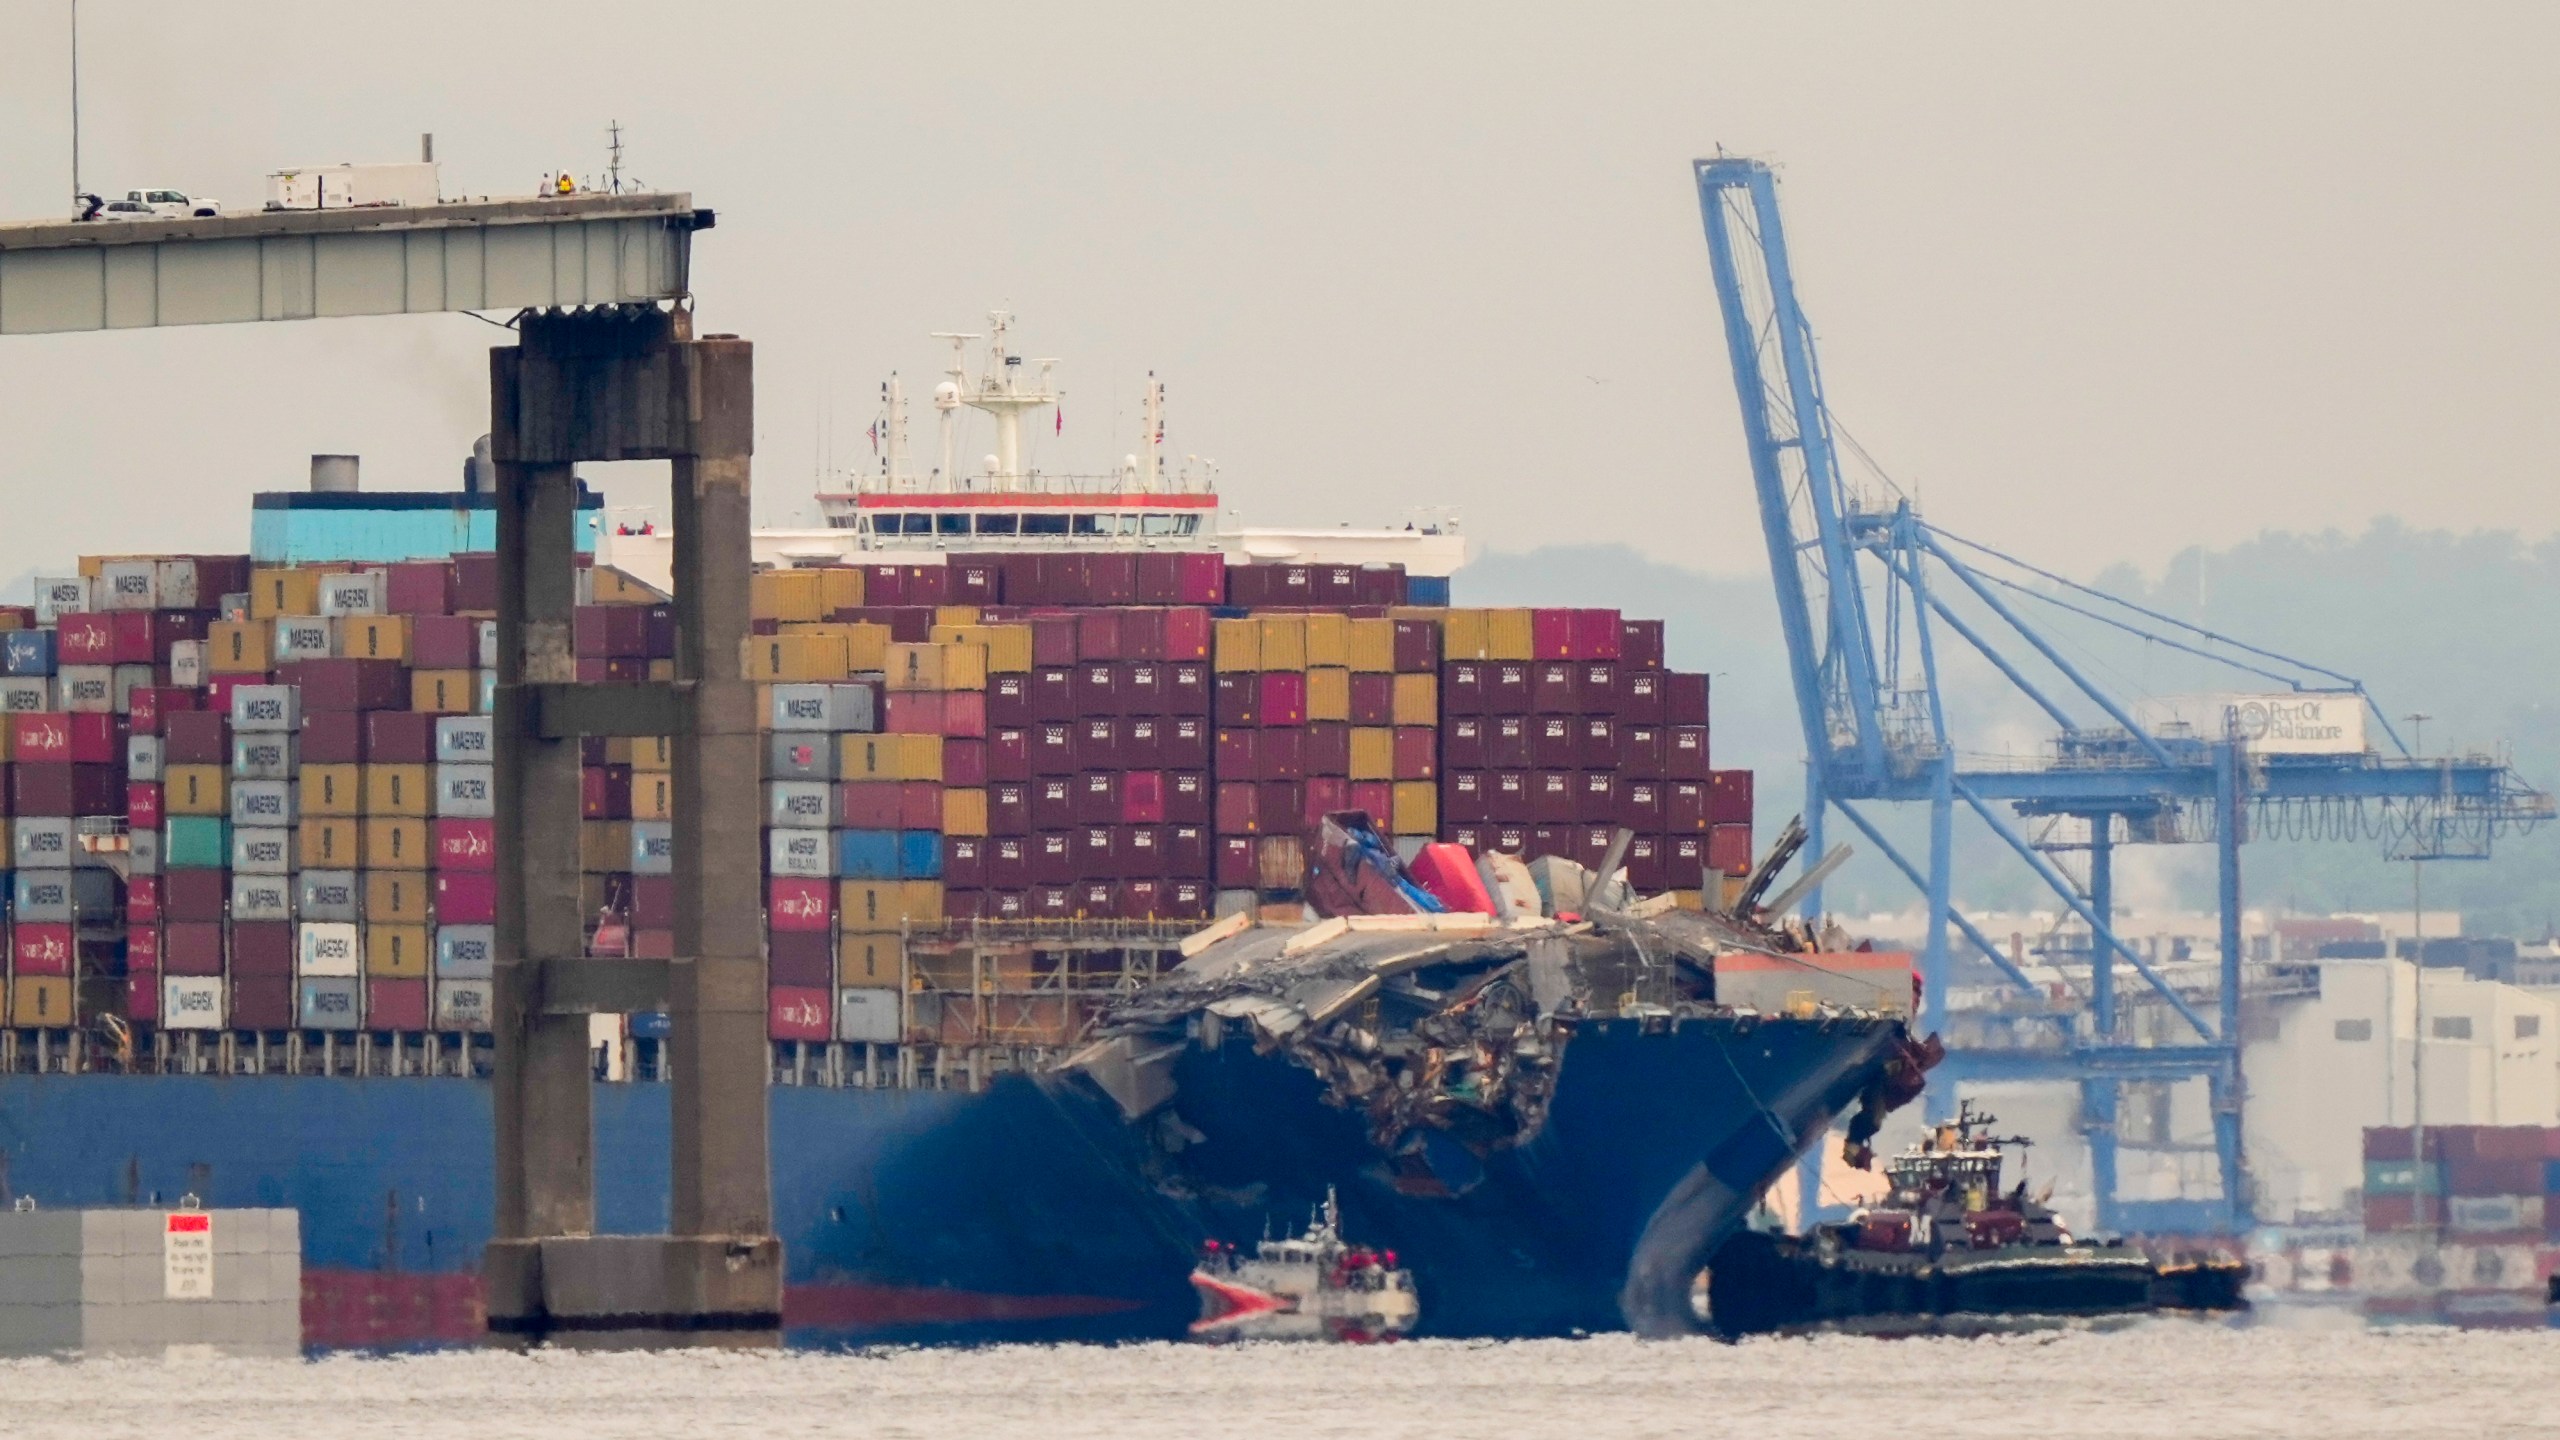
838,933,904,988
631,736,673,772
1672,889,1708,913
647,659,676,682
1306,668,1352,722
742,633,850,683
1257,614,1308,672
208,619,275,672
300,818,362,870
751,569,827,624
364,872,431,924
580,822,631,875
1212,617,1262,673
164,766,227,814
1440,609,1489,662
939,641,987,692
838,733,941,781
1346,618,1397,673
412,670,475,714
941,788,990,837
1391,674,1440,726
1348,728,1394,781
338,615,408,661
931,624,1033,674
10,977,72,1027
364,765,431,817
837,880,944,929
364,818,429,870
1391,781,1439,837
366,924,432,977
819,566,866,614
882,642,943,692
589,567,664,605
632,771,673,820
250,568,321,619
303,764,362,817
1302,612,1351,669
1484,608,1535,661
933,605,983,628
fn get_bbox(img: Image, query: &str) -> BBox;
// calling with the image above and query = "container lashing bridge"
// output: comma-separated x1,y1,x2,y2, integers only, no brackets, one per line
1692,155,2551,1234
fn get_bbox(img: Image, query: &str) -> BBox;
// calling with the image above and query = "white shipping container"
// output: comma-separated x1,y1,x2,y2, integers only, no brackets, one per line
231,735,297,780
96,559,159,611
315,571,386,618
273,617,332,662
766,782,832,830
2136,691,2369,756
162,976,228,1031
434,979,492,1031
298,977,362,1031
435,925,495,979
111,664,153,714
31,576,89,624
837,988,902,1044
128,734,164,781
435,764,495,818
231,827,294,875
769,829,833,878
127,828,160,876
58,666,113,714
0,678,51,712
230,779,297,828
768,684,874,733
477,620,499,668
230,685,300,733
434,716,492,764
155,558,211,610
767,733,834,781
266,162,442,211
298,870,360,923
169,639,206,688
297,923,362,978
14,870,74,923
231,873,294,923
631,822,674,875
13,817,73,869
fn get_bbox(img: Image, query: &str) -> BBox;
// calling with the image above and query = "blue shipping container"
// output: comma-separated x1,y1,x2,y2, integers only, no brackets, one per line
898,830,943,880
630,1011,673,1041
2,630,55,677
837,829,901,881
1406,575,1452,607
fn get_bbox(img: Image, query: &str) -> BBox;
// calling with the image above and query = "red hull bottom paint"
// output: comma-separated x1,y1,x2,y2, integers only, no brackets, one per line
297,1270,1141,1348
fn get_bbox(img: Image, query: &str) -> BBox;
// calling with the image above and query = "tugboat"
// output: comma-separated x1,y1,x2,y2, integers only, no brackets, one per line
1699,1102,2248,1337
1190,1191,1421,1343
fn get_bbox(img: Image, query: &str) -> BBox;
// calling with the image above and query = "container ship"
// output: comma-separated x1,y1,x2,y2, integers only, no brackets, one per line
0,318,1928,1347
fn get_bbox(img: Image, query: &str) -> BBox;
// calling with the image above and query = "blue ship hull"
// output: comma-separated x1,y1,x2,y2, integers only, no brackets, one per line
0,1014,1907,1346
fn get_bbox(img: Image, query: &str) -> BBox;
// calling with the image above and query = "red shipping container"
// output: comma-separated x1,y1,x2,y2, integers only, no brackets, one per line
1664,672,1711,727
1033,722,1080,776
1165,824,1210,877
768,877,833,932
1118,879,1164,920
1161,609,1213,662
1134,554,1183,606
1078,717,1121,770
1178,554,1226,607
838,781,902,829
1576,716,1617,768
1578,664,1618,714
1077,610,1124,662
1316,565,1360,607
15,764,119,816
1441,662,1485,715
1029,617,1079,668
898,564,950,607
1123,771,1167,824
302,711,363,765
989,727,1032,781
573,605,647,658
1444,824,1485,852
125,974,160,1024
943,738,988,788
1121,663,1164,716
128,874,162,924
1304,722,1351,777
1578,771,1617,822
13,923,73,977
1216,728,1259,781
768,933,834,989
387,561,456,616
54,613,115,666
1619,619,1666,670
1078,825,1119,878
161,710,228,765
127,781,164,829
1709,770,1754,825
1616,724,1665,778
1487,716,1532,768
1390,619,1439,673
1349,673,1395,726
230,975,294,1029
435,818,496,871
1117,610,1167,662
1167,662,1211,714
1487,663,1533,713
1445,772,1488,823
944,836,987,889
1303,776,1351,828
768,987,832,1042
1530,609,1575,660
407,615,474,671
1076,772,1121,826
1619,779,1666,832
1356,566,1406,607
1531,716,1577,770
1216,782,1261,835
1575,825,1616,872
453,553,500,612
988,782,1032,836
131,924,166,972
1259,672,1308,727
1165,879,1209,919
161,870,225,922
1616,670,1665,725
1668,780,1710,832
1625,835,1668,892
1086,555,1139,605
1216,835,1257,888
987,672,1033,727
1489,773,1531,823
1213,673,1260,727
1075,663,1119,715
368,979,430,1032
1167,771,1211,824
1443,717,1486,769
1570,609,1622,660
280,658,409,712
1667,726,1711,780
1032,778,1076,832
1032,832,1077,885
435,872,499,924
1532,663,1578,714
985,837,1032,890
865,566,908,606
1164,716,1211,768
130,686,197,735
628,875,675,928
1532,772,1577,824
946,558,1002,604
1348,781,1393,825
582,765,634,819
1030,666,1078,720
1392,727,1436,780
15,712,117,765
1707,823,1754,877
1259,727,1307,780
1487,824,1528,856
885,692,946,735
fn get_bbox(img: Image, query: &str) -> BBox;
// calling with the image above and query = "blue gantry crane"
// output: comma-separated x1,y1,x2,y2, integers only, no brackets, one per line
1692,155,2552,1233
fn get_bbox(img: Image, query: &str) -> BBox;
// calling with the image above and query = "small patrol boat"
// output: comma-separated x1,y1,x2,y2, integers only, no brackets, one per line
1700,1102,2247,1337
1190,1190,1420,1342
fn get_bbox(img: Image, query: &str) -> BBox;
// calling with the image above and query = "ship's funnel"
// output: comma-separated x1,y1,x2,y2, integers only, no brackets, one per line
309,454,359,492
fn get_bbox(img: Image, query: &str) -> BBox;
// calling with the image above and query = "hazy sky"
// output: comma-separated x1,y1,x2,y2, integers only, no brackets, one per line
1,3,2554,587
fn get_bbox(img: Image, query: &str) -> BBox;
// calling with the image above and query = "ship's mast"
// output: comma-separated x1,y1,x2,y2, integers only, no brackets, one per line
960,310,1058,492
929,330,976,492
877,372,916,491
1140,371,1165,492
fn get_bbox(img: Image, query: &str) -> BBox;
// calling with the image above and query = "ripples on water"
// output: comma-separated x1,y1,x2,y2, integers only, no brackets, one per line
5,1319,2550,1440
